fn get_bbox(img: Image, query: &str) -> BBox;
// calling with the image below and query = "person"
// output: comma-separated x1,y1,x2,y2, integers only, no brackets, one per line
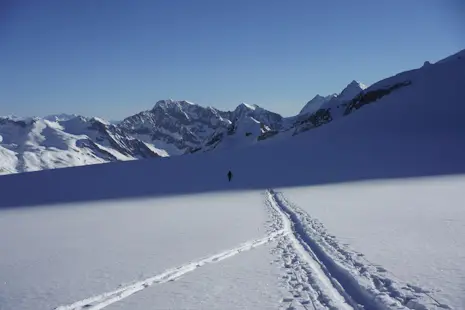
227,170,233,182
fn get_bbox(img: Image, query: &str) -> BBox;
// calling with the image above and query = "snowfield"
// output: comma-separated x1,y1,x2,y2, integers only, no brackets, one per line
0,192,274,310
282,177,465,309
1,184,459,310
1,49,465,309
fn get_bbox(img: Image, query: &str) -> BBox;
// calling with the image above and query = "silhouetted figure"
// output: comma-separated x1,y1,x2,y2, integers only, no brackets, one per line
227,170,233,182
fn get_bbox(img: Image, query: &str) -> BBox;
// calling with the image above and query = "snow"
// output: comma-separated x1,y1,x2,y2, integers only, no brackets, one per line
142,142,170,157
281,177,465,308
0,145,17,174
203,116,268,152
0,118,113,172
0,49,464,309
0,191,273,310
108,244,284,310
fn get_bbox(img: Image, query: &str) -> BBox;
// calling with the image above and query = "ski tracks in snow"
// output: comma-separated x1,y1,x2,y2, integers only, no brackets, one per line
266,189,451,310
55,190,450,310
54,230,286,310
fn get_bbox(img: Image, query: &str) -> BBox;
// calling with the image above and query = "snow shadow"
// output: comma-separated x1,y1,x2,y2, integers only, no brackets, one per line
1,128,464,209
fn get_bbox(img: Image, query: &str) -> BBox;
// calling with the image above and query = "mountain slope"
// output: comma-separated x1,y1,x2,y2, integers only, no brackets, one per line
0,116,161,174
118,100,284,155
118,100,230,155
1,48,463,203
293,80,368,134
299,94,337,115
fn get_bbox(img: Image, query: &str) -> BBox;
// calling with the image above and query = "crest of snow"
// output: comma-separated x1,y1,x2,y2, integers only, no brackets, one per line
90,117,110,126
142,142,170,157
240,102,257,110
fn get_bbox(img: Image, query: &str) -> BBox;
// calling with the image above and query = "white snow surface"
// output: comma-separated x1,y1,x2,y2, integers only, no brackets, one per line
281,177,465,309
0,191,275,310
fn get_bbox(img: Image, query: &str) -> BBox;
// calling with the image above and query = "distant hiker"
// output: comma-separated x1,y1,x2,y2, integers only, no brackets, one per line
227,170,233,182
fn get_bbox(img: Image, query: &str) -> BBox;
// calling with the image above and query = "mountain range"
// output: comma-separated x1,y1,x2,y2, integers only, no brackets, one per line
2,49,459,175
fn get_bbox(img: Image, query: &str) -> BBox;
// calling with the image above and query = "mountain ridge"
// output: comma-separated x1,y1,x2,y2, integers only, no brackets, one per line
2,48,463,175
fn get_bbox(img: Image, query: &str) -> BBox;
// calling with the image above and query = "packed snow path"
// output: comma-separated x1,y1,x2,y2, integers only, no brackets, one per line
266,189,450,310
53,190,450,310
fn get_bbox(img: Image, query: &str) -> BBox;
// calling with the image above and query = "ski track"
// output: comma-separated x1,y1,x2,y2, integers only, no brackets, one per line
266,189,451,310
54,189,451,310
53,229,286,310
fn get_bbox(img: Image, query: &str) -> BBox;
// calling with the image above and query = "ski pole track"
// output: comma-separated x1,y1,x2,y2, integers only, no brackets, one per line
53,229,286,310
266,189,451,310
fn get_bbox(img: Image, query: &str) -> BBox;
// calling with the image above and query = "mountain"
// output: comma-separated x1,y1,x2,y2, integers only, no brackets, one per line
118,100,283,155
293,80,368,134
118,100,230,155
0,116,161,175
2,50,463,175
44,113,80,122
223,103,284,130
195,114,273,153
299,80,366,117
299,94,337,115
337,80,367,102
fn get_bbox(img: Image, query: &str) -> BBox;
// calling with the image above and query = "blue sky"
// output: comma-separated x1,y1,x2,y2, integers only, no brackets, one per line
1,0,464,120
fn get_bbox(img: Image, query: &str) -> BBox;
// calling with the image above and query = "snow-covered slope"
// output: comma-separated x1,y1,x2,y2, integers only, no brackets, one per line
1,48,464,200
0,116,161,174
294,80,368,134
1,49,465,309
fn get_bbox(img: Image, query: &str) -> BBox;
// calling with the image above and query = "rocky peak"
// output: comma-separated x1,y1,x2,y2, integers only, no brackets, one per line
338,80,368,102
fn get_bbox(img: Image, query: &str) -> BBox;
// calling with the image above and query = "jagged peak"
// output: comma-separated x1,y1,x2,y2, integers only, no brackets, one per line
338,80,368,101
152,99,197,111
231,103,260,115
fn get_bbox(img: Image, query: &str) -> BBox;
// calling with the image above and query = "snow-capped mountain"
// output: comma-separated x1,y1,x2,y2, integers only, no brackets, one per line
222,103,284,130
118,100,283,155
294,80,368,134
0,116,161,175
299,94,337,115
337,80,367,102
194,114,273,153
44,113,80,122
118,100,230,155
2,49,464,175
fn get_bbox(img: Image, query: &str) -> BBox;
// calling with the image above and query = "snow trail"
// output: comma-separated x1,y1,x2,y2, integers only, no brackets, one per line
53,230,286,310
266,189,451,310
266,190,355,310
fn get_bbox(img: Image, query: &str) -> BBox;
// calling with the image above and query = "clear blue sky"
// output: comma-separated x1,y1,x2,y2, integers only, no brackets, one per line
1,0,464,120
